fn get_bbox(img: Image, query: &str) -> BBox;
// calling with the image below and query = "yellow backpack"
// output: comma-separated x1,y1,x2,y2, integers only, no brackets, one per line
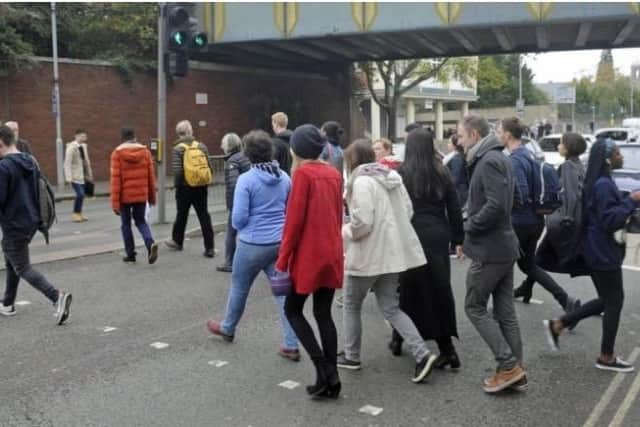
179,141,212,187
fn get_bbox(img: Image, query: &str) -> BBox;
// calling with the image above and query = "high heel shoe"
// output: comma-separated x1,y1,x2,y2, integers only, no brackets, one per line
434,351,461,370
306,360,328,397
513,283,532,304
321,363,341,399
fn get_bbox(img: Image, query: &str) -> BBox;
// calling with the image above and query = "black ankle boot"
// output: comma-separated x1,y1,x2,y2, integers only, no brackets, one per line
306,359,328,397
434,351,461,370
513,283,532,304
388,329,403,356
322,362,341,399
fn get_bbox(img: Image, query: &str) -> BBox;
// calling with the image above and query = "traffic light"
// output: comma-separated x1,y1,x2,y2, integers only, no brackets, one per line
164,4,208,77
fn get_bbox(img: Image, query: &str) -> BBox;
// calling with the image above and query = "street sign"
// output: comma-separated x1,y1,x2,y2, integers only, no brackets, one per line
552,85,576,104
424,100,433,110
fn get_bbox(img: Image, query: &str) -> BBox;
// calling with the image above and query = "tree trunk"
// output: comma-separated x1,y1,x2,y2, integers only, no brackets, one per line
386,95,398,141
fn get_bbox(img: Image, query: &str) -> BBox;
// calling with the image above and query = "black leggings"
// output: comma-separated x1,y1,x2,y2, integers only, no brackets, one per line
561,269,624,356
284,288,337,365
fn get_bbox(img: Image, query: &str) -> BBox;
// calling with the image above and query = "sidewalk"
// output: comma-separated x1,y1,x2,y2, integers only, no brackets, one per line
54,181,192,202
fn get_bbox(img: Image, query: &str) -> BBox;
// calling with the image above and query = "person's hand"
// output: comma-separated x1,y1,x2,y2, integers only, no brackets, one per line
113,209,120,216
456,245,465,260
631,191,640,203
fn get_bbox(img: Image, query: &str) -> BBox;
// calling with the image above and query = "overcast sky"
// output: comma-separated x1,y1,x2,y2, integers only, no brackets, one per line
525,47,640,83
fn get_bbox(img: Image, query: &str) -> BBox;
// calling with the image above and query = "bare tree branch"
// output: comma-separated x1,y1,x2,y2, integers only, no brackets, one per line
396,58,422,82
399,58,450,95
362,62,387,109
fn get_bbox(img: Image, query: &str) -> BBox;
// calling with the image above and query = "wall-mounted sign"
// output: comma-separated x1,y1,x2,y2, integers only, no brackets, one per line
196,93,208,104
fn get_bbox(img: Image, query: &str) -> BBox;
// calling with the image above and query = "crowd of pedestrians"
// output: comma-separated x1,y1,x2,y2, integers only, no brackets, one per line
2,109,640,399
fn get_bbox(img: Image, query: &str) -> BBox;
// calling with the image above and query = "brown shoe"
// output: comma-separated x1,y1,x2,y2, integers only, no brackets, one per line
483,366,526,394
278,347,301,362
71,213,84,223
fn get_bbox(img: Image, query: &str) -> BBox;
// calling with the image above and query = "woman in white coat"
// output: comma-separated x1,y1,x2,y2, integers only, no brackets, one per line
338,139,437,384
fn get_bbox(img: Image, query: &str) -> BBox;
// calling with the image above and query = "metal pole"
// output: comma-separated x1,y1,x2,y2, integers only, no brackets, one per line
518,54,523,103
51,2,64,190
571,103,575,132
631,76,634,117
156,4,167,224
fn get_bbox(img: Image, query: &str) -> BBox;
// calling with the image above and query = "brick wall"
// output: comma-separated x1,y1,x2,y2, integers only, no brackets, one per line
0,59,352,184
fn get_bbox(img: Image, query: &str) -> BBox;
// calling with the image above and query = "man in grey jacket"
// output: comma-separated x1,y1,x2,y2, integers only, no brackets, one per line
458,115,527,394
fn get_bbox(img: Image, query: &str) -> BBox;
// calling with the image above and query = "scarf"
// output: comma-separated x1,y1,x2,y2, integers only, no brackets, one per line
252,161,280,177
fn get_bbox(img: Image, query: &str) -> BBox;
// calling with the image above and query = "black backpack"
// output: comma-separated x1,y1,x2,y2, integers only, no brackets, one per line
36,170,56,244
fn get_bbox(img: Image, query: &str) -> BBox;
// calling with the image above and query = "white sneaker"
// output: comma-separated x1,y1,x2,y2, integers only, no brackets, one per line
54,292,72,325
0,304,16,316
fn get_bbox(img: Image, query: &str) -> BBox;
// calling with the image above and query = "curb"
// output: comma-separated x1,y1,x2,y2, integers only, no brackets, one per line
0,221,228,270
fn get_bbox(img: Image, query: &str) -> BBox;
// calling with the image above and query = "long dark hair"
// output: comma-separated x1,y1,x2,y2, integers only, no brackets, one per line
399,129,449,200
344,139,376,173
583,138,614,206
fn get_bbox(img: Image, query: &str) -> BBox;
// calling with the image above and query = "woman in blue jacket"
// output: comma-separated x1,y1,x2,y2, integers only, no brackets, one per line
544,139,640,373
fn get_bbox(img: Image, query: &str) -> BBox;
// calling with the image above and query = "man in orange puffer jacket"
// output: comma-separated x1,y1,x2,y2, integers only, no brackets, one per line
110,128,159,265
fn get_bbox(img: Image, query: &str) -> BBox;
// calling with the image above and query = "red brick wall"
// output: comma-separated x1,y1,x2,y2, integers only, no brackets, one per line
0,59,351,183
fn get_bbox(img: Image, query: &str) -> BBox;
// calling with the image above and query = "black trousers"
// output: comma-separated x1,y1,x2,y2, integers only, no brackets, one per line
515,223,569,309
284,288,337,366
171,186,214,250
561,269,624,356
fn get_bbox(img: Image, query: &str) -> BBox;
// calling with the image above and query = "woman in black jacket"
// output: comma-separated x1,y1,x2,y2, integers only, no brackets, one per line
444,134,468,209
217,133,251,273
391,129,465,369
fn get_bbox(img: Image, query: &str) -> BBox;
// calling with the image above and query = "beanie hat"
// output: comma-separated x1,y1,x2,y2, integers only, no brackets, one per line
291,124,326,160
321,121,344,145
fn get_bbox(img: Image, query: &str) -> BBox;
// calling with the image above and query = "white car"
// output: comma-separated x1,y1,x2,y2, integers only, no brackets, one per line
538,134,564,167
595,128,640,144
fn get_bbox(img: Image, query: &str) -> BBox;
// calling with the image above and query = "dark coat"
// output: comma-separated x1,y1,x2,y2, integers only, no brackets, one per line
0,153,40,239
398,171,464,340
273,130,292,175
463,134,520,263
224,150,251,210
510,146,543,226
445,152,468,208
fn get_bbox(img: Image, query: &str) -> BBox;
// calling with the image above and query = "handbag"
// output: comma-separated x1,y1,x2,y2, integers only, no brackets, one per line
84,180,95,197
268,270,291,297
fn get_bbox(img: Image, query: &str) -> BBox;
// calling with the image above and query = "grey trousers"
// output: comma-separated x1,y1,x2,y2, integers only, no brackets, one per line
465,260,522,371
343,273,430,363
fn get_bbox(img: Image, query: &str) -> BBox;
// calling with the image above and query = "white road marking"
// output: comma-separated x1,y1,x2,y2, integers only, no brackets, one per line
15,301,31,306
73,231,82,235
208,360,229,368
529,299,544,305
609,363,640,427
150,342,169,349
582,347,640,427
278,380,300,390
359,405,383,416
623,265,640,272
102,326,118,333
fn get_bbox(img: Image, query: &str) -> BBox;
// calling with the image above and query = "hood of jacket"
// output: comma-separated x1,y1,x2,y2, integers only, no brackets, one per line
174,136,195,146
3,152,37,177
116,143,148,164
275,130,293,144
252,161,285,186
346,162,402,200
466,133,503,167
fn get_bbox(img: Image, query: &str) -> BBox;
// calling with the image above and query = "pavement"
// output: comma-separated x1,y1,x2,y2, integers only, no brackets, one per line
3,232,640,426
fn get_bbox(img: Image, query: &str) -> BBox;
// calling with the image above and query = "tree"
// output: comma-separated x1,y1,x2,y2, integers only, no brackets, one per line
360,57,475,140
596,49,615,85
474,54,548,108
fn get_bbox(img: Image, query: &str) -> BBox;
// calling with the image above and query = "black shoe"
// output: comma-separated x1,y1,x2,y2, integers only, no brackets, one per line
306,360,329,398
204,249,215,258
388,339,402,357
164,240,183,251
412,353,438,383
543,319,559,351
216,264,232,273
148,243,159,265
596,357,635,373
434,351,461,370
337,353,362,370
322,363,341,399
514,283,532,304
55,292,72,325
123,255,136,263
510,375,529,392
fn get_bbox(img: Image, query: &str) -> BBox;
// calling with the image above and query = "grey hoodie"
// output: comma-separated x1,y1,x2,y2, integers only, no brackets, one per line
463,134,520,263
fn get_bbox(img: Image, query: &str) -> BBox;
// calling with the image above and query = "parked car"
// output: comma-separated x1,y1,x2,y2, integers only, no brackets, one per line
538,134,564,167
523,137,545,162
613,143,640,195
582,134,595,145
595,128,640,144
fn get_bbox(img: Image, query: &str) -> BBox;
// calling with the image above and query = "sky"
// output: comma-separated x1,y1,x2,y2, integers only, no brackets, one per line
525,47,640,83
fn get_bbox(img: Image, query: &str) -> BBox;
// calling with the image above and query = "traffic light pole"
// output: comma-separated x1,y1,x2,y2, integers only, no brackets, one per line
156,3,167,224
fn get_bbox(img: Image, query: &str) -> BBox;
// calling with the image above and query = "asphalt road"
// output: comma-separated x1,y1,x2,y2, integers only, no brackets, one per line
2,235,640,426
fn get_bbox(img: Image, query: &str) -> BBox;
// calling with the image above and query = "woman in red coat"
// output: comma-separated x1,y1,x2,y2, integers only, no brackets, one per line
277,124,344,400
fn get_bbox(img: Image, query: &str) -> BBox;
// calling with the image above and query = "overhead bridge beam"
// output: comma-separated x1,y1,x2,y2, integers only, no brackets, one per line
450,30,478,53
613,19,637,46
575,22,592,48
492,28,513,51
536,27,549,50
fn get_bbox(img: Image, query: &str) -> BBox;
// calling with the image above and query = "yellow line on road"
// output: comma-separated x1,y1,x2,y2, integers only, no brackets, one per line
609,352,640,427
583,347,640,427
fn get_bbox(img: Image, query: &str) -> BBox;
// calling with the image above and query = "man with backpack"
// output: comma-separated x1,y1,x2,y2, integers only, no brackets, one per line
499,117,581,314
165,120,215,258
0,125,72,323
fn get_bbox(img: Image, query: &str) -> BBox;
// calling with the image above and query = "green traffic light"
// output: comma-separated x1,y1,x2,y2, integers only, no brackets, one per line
194,36,205,47
193,32,208,49
173,31,185,46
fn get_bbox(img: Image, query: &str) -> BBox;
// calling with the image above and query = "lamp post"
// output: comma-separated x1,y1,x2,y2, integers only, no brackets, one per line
51,2,64,190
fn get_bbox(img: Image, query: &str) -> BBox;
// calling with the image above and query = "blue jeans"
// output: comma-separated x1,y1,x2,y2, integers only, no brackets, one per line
72,183,84,213
120,203,154,257
221,240,298,350
224,210,238,267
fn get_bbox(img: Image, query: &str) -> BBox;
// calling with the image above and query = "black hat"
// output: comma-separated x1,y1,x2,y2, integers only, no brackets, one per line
291,124,326,160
